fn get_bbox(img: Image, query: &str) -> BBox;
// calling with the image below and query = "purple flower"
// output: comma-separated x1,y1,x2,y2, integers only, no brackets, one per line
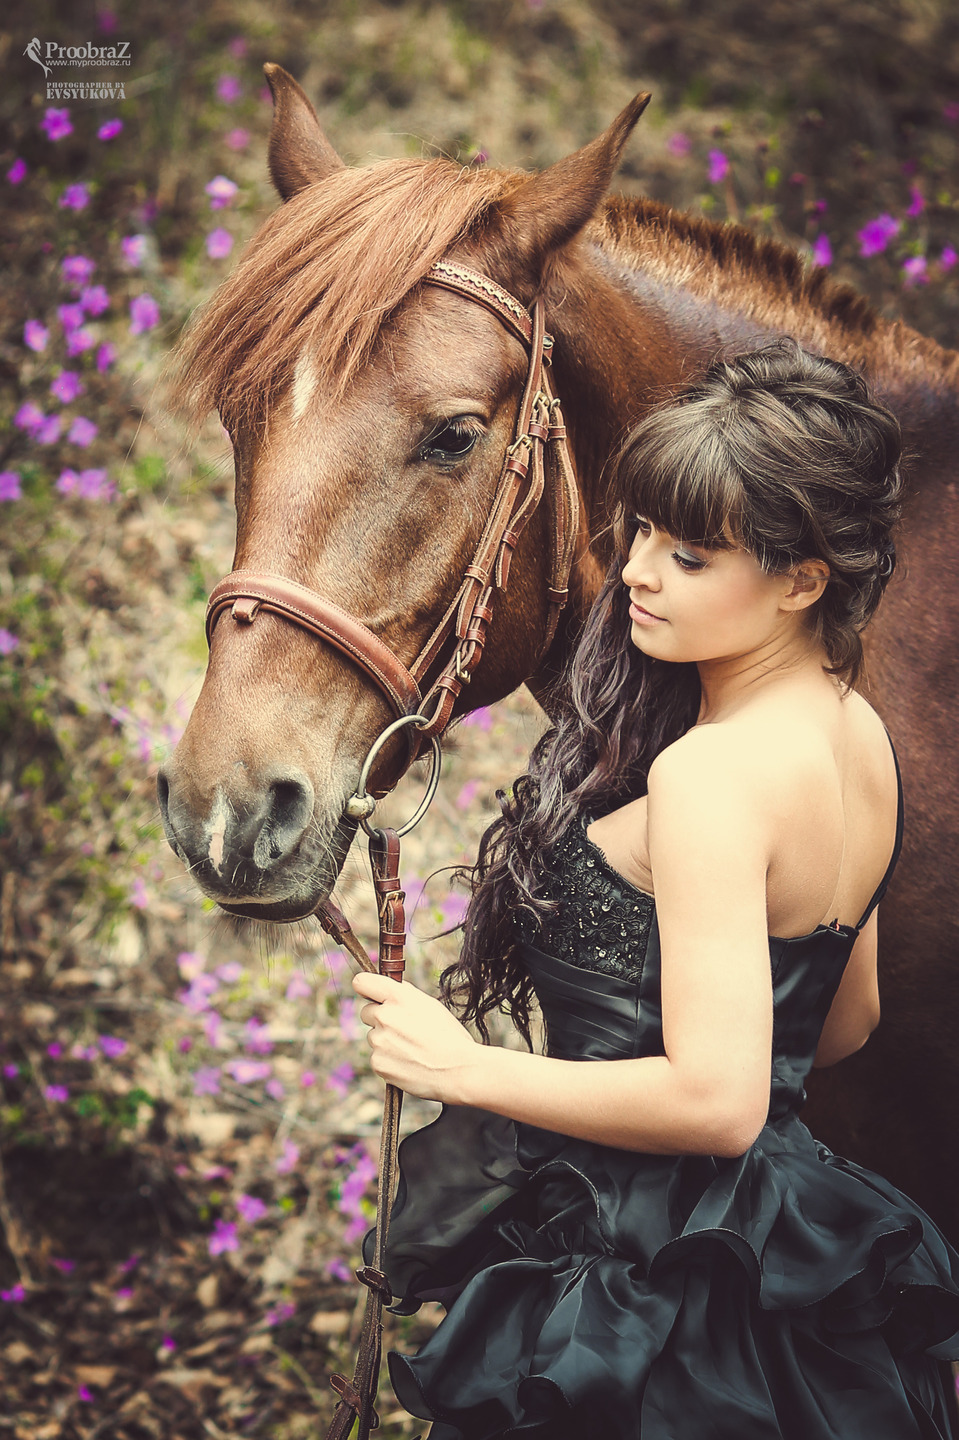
15,403,44,434
1,1283,26,1302
206,227,234,260
50,371,85,404
121,234,148,267
265,1077,285,1100
160,1335,176,1352
47,1043,62,1058
327,1257,352,1283
300,1070,316,1088
203,1011,224,1048
244,1018,273,1055
326,1062,354,1098
857,214,900,258
3,1061,19,1076
177,950,204,979
36,415,63,445
216,75,242,103
98,119,123,141
940,246,957,271
72,1044,98,1060
227,1058,272,1084
177,1037,193,1053
462,705,492,730
59,183,90,212
228,37,248,59
0,472,22,501
56,468,79,495
42,108,73,141
0,631,19,657
7,158,27,184
666,132,691,157
100,1035,127,1059
80,285,110,316
943,101,959,124
99,10,118,32
129,875,148,907
208,1219,239,1256
45,1085,69,1103
265,1301,296,1326
285,971,312,1000
61,253,95,287
456,778,480,810
902,255,928,286
205,175,239,209
129,293,160,335
51,1257,75,1273
236,1194,268,1224
811,234,832,268
275,1140,300,1175
96,342,117,372
192,1066,221,1097
906,186,925,218
707,149,729,185
225,127,250,151
68,416,99,447
58,302,85,332
66,327,96,358
178,972,220,1013
24,319,49,352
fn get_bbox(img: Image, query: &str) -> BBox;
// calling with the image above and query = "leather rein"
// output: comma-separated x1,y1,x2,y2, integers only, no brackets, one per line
205,259,580,778
202,261,581,1439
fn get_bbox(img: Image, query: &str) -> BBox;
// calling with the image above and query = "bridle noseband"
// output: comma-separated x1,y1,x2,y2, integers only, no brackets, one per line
205,260,580,786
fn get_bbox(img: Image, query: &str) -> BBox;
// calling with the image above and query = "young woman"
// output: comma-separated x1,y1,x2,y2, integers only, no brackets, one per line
353,342,959,1439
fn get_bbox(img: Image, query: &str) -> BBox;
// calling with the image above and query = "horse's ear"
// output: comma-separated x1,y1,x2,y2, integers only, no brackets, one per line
264,63,345,201
499,93,651,273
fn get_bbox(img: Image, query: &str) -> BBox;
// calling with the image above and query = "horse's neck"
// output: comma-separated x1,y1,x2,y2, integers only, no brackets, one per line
549,219,959,529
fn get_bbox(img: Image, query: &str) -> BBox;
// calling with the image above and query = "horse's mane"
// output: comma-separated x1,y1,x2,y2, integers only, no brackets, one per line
173,158,519,433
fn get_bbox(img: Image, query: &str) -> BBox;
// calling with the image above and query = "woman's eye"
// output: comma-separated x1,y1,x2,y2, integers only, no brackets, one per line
673,550,707,573
631,515,652,537
421,420,479,462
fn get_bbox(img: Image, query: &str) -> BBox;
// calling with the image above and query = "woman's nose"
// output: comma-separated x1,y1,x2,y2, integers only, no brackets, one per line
622,544,661,591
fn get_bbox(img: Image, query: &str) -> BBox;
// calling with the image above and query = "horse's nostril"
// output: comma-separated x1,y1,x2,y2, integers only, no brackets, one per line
156,769,171,819
252,774,315,869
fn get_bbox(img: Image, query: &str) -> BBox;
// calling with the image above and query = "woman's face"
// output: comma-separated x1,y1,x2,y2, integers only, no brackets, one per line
621,518,802,666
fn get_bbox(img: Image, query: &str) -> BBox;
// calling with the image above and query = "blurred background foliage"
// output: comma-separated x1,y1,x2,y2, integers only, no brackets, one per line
0,1,957,1435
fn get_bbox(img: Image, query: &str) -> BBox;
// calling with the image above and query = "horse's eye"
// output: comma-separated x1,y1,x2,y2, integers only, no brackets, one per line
421,419,479,462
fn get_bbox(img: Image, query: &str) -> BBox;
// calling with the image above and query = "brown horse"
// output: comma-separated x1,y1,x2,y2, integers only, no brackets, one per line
161,66,959,1238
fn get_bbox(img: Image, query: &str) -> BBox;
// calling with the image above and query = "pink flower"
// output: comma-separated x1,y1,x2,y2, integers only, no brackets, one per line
51,1257,75,1273
58,302,85,332
857,214,900,257
236,1193,268,1223
129,875,148,908
1,1283,26,1302
15,403,44,434
0,472,22,501
338,998,360,1042
59,183,90,212
203,1011,224,1048
208,1219,239,1256
121,234,148,267
129,293,160,334
7,158,27,184
96,343,117,372
205,175,239,209
192,1066,221,1097
2,1061,19,1075
456,778,480,810
228,37,249,58
56,468,79,495
244,1017,273,1054
36,415,63,445
902,255,928,286
66,327,96,357
42,108,73,141
462,705,492,730
326,1062,354,1098
80,285,110,316
177,1037,193,1053
98,119,123,141
72,1044,98,1060
265,1077,285,1100
811,234,832,268
216,75,242,103
285,971,312,1000
178,972,220,1012
77,1384,94,1401
327,1258,352,1283
160,1335,176,1352
940,246,957,271
50,371,85,403
906,186,925,218
300,1070,316,1088
942,101,959,124
177,950,205,979
265,1301,296,1326
99,10,118,32
100,1035,127,1059
225,128,250,151
47,1043,63,1058
226,1058,272,1084
24,319,49,352
707,149,729,185
215,960,243,983
45,1085,69,1102
67,416,99,447
666,133,691,157
275,1140,299,1175
206,227,234,260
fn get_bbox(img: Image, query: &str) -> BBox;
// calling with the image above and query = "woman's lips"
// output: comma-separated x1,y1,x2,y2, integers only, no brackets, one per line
629,600,666,625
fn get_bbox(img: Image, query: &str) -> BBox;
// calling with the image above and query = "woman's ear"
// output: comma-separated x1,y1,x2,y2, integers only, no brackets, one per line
780,561,830,612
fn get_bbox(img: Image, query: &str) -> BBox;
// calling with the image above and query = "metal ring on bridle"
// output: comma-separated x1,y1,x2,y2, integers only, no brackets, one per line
344,714,442,838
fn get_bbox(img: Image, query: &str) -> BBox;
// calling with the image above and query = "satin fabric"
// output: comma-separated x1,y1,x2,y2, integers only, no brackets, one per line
371,802,959,1439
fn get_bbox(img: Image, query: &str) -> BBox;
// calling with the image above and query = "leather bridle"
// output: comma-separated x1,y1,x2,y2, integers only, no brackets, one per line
204,260,581,783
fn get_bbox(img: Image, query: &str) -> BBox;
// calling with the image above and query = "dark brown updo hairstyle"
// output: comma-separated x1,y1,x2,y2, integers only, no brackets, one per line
612,338,904,687
442,340,905,1044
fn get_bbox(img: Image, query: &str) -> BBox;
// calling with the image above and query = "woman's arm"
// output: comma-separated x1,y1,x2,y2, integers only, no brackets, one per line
812,910,881,1067
353,729,776,1158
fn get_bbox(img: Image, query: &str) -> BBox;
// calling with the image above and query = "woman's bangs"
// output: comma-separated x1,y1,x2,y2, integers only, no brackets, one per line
625,425,742,550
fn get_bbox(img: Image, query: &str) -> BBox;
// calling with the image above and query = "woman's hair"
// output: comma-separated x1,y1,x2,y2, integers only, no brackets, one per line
441,339,904,1044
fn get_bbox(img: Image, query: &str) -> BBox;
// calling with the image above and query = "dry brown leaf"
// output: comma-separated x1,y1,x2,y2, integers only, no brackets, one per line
308,1310,350,1336
3,1342,35,1365
75,1364,118,1387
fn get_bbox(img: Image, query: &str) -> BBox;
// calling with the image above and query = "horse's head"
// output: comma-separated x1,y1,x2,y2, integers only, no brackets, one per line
157,66,647,921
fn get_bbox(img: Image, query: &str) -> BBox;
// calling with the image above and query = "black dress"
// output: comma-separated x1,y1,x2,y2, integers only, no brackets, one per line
372,764,959,1439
